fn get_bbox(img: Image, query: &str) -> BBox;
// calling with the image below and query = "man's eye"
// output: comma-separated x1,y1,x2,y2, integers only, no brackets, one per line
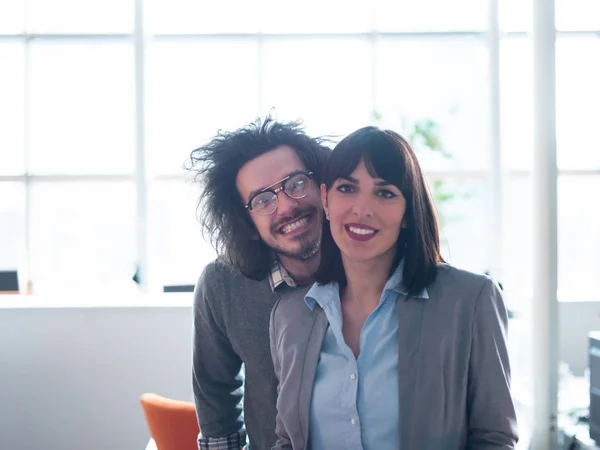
253,194,272,208
289,179,306,193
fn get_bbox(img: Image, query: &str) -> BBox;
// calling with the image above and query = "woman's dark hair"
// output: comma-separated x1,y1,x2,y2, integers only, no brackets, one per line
184,117,331,280
313,126,443,295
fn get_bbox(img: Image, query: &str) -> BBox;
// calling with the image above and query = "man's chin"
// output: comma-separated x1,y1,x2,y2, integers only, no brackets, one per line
269,236,321,262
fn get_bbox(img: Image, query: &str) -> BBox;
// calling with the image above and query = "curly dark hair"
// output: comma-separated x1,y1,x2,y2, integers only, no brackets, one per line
184,117,331,280
314,126,444,295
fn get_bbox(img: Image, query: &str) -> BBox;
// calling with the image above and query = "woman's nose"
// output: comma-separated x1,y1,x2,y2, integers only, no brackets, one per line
351,195,373,218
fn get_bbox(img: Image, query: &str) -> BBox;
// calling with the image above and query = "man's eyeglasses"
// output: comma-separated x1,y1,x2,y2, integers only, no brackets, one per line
245,171,314,216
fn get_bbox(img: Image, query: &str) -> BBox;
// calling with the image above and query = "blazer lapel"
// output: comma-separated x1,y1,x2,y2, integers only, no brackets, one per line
298,307,329,448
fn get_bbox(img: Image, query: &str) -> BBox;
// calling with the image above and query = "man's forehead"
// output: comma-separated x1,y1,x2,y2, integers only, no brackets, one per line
236,146,307,197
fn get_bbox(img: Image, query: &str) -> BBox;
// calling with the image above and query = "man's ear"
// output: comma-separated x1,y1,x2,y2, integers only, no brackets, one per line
320,184,329,219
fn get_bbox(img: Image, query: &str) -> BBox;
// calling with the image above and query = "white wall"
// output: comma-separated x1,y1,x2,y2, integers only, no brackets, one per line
559,301,600,375
508,301,600,381
0,298,194,450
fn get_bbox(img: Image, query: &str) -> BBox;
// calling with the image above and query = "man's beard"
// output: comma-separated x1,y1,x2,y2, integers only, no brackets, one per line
268,231,321,261
268,206,321,261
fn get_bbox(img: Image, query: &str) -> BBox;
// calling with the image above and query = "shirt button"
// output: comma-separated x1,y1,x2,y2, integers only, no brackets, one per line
351,418,356,425
350,373,356,380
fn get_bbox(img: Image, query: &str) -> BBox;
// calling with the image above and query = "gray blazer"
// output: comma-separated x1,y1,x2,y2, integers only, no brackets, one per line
269,264,519,450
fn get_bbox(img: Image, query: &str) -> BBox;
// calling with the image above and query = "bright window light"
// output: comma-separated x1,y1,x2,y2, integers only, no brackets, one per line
0,0,25,34
28,42,134,175
29,181,136,294
26,0,133,34
261,38,372,139
145,39,260,176
0,43,25,175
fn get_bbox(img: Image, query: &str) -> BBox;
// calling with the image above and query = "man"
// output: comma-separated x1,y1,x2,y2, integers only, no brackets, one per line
186,117,330,449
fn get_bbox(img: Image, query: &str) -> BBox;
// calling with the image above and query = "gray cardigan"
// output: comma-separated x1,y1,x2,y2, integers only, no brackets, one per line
193,260,281,450
269,264,519,450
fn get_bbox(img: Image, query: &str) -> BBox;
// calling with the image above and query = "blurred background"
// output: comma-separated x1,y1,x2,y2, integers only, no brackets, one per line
0,0,599,449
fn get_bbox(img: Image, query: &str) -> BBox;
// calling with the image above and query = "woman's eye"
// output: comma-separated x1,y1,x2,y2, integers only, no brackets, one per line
336,184,355,193
377,189,397,199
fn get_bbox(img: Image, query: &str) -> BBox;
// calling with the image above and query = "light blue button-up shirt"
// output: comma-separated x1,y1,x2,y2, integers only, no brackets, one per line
304,263,428,450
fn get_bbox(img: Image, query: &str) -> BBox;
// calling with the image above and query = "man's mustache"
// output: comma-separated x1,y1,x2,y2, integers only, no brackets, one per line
271,207,318,232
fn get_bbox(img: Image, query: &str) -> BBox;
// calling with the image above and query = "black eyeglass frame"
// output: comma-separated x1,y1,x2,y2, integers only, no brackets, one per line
244,171,314,214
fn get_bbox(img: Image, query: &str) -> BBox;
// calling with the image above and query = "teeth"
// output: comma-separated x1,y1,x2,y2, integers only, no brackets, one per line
348,226,375,235
281,217,309,234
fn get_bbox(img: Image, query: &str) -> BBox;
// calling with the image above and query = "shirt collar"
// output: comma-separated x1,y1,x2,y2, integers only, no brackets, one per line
304,259,429,311
305,282,338,311
268,258,297,293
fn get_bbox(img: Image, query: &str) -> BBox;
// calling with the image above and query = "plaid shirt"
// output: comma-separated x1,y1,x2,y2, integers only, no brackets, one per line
268,258,297,292
197,430,246,450
197,259,296,450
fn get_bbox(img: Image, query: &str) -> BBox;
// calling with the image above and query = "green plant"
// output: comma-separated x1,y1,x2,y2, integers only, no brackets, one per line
372,111,456,228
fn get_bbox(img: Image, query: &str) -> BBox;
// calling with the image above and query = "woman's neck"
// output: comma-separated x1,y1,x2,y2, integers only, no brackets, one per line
341,251,396,313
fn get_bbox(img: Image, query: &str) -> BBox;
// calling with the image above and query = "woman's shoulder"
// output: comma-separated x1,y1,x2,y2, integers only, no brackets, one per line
428,264,506,325
271,284,314,324
270,283,330,346
433,263,500,299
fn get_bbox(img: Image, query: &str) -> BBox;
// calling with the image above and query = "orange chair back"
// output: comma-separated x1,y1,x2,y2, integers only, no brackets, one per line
140,393,200,450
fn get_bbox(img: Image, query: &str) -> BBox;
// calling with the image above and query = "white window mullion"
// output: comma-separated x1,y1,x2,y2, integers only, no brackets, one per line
257,32,264,114
134,0,150,293
487,0,503,281
531,0,559,446
24,27,32,293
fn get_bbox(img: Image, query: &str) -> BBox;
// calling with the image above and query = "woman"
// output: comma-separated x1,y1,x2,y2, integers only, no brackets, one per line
269,126,518,450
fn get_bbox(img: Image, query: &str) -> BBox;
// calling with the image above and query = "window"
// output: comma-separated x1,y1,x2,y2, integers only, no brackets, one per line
261,37,372,138
28,42,134,175
146,0,260,34
261,0,371,34
145,39,260,176
500,36,533,171
500,32,600,303
148,179,216,290
435,176,490,274
500,0,600,32
376,37,490,171
375,0,487,31
0,43,25,175
26,0,133,34
1,0,598,302
28,181,136,294
0,0,25,34
558,175,600,301
0,183,26,274
556,0,600,31
556,36,600,170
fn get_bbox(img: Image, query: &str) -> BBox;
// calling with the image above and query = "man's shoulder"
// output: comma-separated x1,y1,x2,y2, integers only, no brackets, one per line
194,258,272,303
198,258,240,284
199,258,268,285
